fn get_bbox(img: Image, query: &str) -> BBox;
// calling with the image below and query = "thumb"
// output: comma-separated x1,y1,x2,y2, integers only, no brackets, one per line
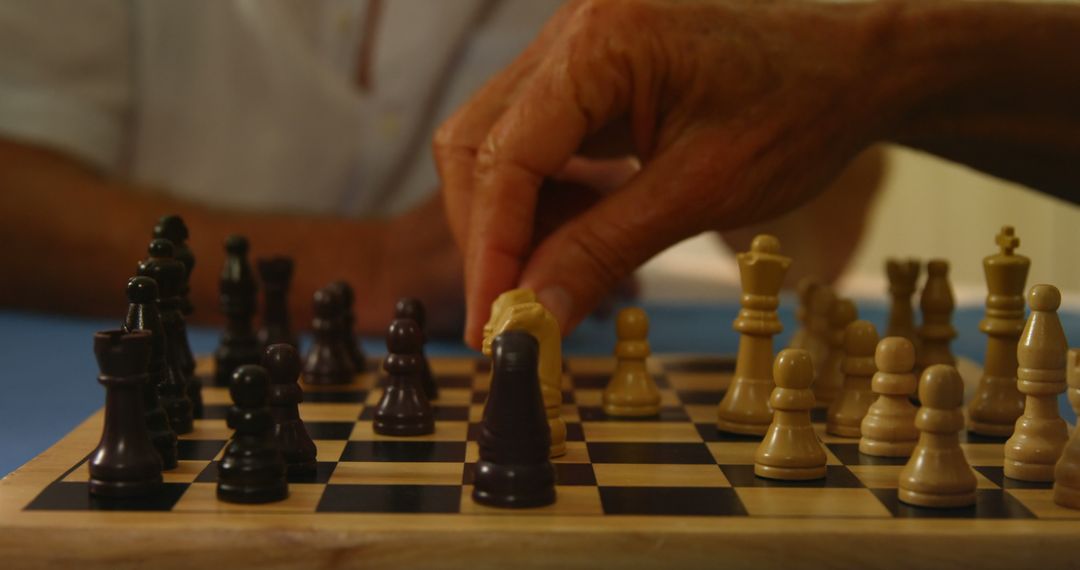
519,143,716,333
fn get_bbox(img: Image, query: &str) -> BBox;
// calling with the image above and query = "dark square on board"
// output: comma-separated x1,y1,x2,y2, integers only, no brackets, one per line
317,484,461,514
720,465,864,488
25,482,188,512
599,486,747,516
340,441,467,462
870,488,1036,519
587,442,715,465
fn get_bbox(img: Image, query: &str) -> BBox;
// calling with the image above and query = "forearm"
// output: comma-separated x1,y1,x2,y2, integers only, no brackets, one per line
0,139,388,329
875,0,1080,201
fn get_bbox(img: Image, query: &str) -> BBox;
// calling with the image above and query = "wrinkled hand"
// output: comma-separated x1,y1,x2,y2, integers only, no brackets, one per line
435,0,894,348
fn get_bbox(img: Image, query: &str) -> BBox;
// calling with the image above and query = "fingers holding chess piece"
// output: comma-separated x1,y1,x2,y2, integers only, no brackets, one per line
859,337,919,457
754,349,827,480
1004,284,1069,482
898,364,977,508
604,307,660,417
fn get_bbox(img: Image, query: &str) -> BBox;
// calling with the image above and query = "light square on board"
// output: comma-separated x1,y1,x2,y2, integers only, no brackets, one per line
707,442,843,467
200,387,232,405
314,440,347,462
1006,489,1080,519
428,357,477,376
459,485,603,516
736,488,893,518
172,483,325,513
582,421,703,443
297,402,364,422
666,372,727,392
961,444,1006,467
847,465,1001,490
330,462,464,486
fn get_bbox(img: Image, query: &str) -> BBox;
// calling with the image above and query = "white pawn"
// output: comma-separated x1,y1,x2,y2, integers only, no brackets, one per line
814,298,857,408
860,337,919,457
898,364,977,508
827,320,879,437
603,307,660,417
754,349,827,480
1004,284,1069,482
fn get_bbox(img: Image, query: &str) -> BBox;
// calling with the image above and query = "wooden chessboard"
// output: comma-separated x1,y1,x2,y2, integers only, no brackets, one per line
1,353,1078,569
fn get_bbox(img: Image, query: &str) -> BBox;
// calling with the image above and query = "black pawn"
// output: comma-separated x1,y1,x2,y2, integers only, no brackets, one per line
328,281,366,372
257,256,298,350
214,235,260,386
217,365,288,504
137,239,194,434
473,331,555,508
122,276,179,470
89,329,163,497
302,286,356,385
373,318,434,436
394,297,437,400
264,343,317,479
152,215,201,416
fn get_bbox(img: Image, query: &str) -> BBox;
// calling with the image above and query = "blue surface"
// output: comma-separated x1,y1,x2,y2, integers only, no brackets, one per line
2,300,1079,477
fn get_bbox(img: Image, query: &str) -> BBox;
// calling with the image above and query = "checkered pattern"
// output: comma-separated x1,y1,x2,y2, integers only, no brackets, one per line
23,355,1074,520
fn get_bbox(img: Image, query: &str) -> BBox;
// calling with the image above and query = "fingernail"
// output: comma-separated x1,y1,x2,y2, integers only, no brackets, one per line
537,286,572,330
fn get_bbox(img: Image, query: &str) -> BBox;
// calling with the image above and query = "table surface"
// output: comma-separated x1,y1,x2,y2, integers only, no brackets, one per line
2,300,1078,477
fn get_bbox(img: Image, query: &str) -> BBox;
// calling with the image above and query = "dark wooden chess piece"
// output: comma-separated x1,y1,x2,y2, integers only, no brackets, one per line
373,318,435,436
152,215,201,417
257,256,298,350
328,281,366,371
217,365,289,504
302,286,356,385
89,329,163,497
137,239,194,434
264,343,317,479
395,297,437,400
214,235,261,386
122,276,179,470
473,330,556,508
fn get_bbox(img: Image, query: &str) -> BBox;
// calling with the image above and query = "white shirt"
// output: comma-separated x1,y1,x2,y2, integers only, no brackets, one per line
0,0,560,216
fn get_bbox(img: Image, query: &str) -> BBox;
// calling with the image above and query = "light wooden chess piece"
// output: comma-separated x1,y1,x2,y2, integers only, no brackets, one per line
805,285,835,379
814,298,857,408
885,258,921,344
755,349,827,480
827,320,879,437
916,259,957,373
1054,352,1080,508
482,288,537,355
789,278,820,350
486,297,567,458
603,307,660,417
717,235,792,436
898,364,977,508
1004,284,1069,482
968,226,1030,437
860,337,919,457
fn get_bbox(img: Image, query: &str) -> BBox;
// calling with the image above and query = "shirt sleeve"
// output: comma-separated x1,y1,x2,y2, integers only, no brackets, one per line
0,0,131,172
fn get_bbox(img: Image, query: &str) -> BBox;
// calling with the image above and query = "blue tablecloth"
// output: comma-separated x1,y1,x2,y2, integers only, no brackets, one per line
2,301,1078,477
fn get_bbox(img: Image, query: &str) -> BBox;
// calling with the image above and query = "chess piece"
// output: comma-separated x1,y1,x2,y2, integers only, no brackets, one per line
257,256,298,350
898,364,977,508
264,343,317,479
1069,349,1080,422
805,284,835,379
122,276,179,470
302,286,357,385
969,227,1030,437
916,259,957,372
603,307,660,417
487,298,567,457
1054,400,1080,509
214,235,261,386
89,329,163,497
788,278,820,350
374,318,435,436
859,337,919,457
1004,284,1069,482
482,288,537,354
218,365,288,503
137,239,194,434
814,298,858,407
827,320,879,438
754,349,827,480
329,281,367,372
473,330,556,508
395,297,437,400
885,258,921,343
152,215,201,417
717,235,792,436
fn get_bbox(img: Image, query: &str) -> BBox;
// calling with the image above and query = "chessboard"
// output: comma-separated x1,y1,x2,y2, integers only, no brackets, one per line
1,353,1077,569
